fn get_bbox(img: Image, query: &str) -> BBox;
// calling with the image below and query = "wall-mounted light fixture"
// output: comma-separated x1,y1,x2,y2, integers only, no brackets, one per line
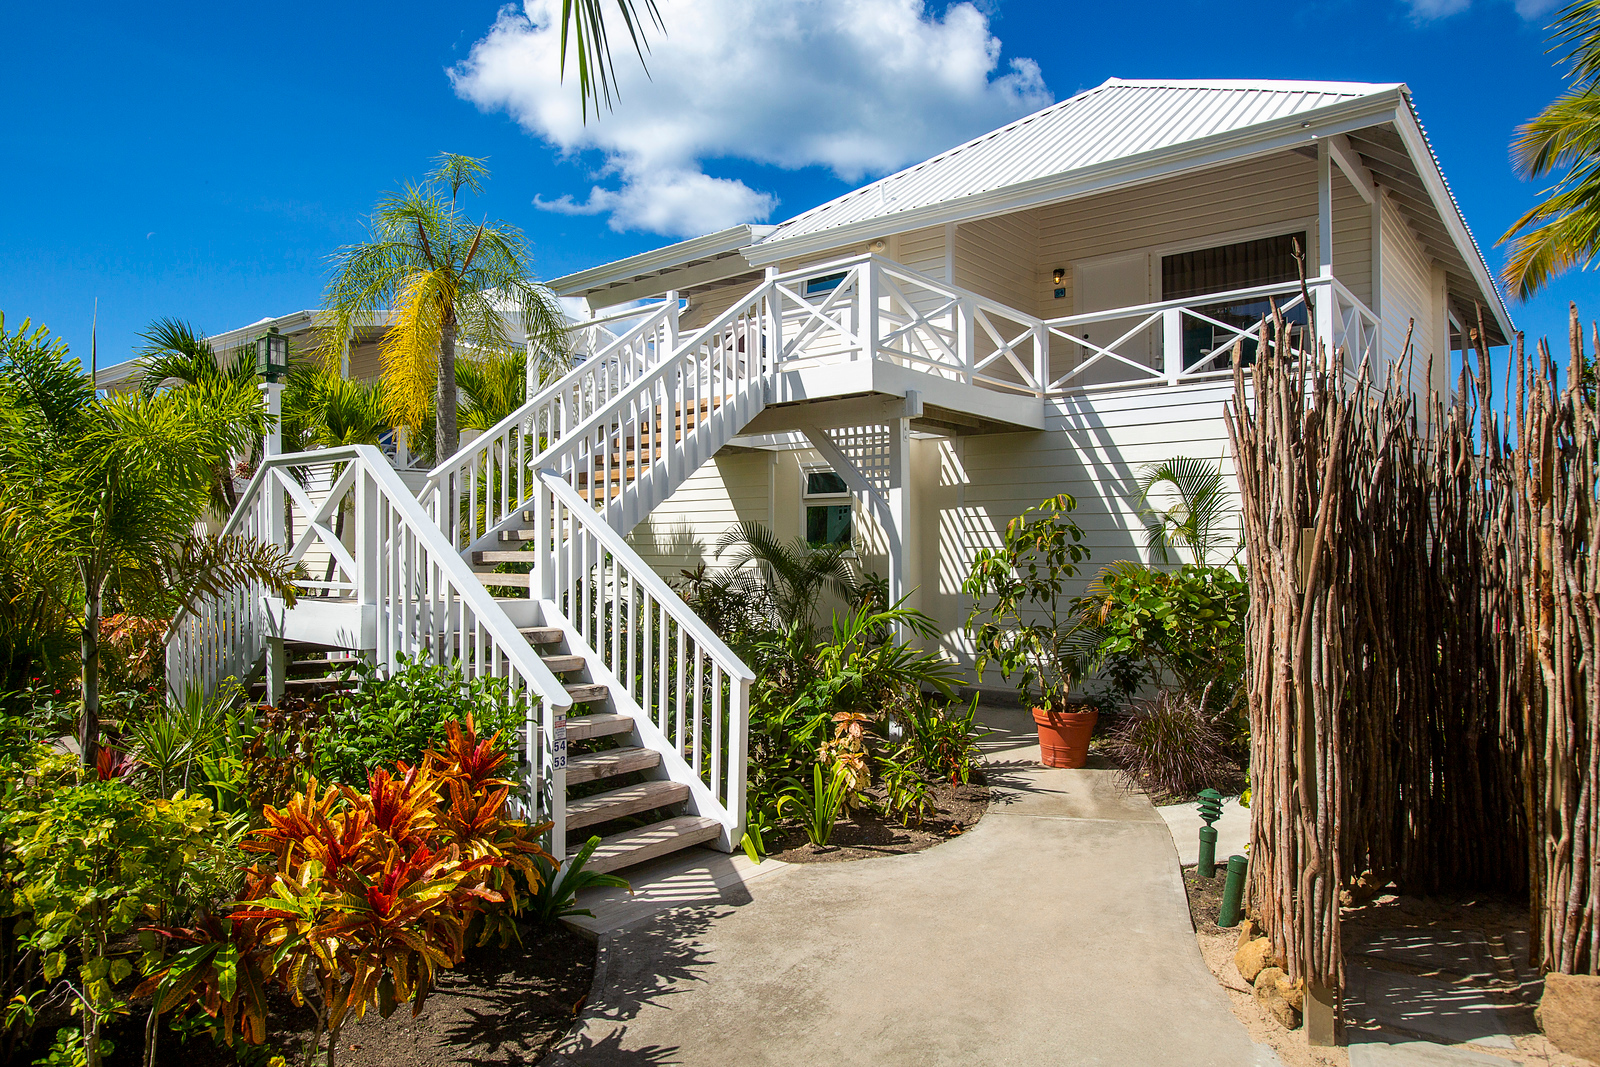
869,239,886,253
1052,267,1065,285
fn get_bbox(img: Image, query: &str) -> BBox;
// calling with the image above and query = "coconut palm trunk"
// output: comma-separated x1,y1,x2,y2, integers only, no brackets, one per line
439,316,459,458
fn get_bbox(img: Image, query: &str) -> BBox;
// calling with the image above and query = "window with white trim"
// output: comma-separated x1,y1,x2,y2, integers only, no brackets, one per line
803,467,852,547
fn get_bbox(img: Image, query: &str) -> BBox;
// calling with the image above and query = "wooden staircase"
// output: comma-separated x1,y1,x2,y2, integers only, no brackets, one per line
517,623,721,875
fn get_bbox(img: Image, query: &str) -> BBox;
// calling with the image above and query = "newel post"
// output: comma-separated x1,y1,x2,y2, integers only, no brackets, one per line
860,257,879,363
1162,308,1183,385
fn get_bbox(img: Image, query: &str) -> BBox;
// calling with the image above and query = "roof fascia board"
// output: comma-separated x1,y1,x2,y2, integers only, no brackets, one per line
549,224,770,296
746,91,1405,265
587,255,760,310
1389,103,1515,340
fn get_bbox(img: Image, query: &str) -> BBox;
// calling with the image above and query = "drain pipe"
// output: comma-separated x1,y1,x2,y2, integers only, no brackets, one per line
1196,789,1223,877
1217,854,1248,927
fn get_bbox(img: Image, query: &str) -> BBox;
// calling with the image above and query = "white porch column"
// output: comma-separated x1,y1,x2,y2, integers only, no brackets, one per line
259,379,287,703
887,416,916,626
353,461,382,662
525,331,538,401
1316,140,1336,359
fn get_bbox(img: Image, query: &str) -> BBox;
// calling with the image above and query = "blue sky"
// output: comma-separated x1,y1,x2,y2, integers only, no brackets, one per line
1,0,1594,376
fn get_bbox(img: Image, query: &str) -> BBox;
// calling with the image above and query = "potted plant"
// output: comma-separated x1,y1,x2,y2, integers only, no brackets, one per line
963,494,1102,768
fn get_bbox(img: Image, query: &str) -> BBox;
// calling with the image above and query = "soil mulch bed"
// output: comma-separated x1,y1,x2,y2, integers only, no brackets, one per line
24,924,595,1067
765,775,989,863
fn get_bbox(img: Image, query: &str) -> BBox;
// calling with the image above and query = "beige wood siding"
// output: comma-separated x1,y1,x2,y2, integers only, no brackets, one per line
625,451,774,574
894,226,946,281
953,210,1039,311
1379,191,1437,394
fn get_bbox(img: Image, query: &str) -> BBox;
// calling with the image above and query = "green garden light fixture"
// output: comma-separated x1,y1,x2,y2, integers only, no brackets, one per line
255,327,288,382
1197,788,1223,878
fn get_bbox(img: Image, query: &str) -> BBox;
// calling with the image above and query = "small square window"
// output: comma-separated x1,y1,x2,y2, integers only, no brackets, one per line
806,504,852,546
804,271,849,297
806,470,848,495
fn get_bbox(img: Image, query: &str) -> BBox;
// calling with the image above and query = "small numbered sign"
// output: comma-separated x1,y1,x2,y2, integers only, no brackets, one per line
552,717,568,770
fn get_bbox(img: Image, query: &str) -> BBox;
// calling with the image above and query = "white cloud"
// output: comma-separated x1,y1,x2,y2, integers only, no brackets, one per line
451,0,1051,237
1405,0,1559,20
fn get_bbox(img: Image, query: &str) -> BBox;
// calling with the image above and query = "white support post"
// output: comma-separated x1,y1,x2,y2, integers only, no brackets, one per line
259,380,287,703
1032,323,1047,396
958,298,975,384
1370,185,1384,321
764,268,781,374
1316,140,1337,360
1162,307,1183,385
665,289,680,354
887,416,914,638
860,258,880,363
352,461,382,662
534,481,555,600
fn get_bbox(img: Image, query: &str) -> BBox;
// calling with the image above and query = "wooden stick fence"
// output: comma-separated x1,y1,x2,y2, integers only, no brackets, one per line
1223,302,1600,1026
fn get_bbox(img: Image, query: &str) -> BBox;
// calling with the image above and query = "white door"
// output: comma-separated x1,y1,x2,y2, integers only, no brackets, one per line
1072,252,1153,386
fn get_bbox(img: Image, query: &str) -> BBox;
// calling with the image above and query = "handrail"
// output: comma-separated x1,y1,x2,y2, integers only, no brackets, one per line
1045,276,1329,329
166,444,571,718
541,470,750,841
425,301,675,484
423,300,680,549
542,471,754,682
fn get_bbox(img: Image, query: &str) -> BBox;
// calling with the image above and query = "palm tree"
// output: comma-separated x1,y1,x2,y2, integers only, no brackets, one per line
561,0,665,119
714,521,858,634
1136,456,1230,565
134,318,263,513
321,154,568,460
0,316,297,767
1501,1,1600,298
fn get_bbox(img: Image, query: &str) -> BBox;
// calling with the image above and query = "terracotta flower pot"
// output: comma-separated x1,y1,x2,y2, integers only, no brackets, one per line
1032,705,1099,768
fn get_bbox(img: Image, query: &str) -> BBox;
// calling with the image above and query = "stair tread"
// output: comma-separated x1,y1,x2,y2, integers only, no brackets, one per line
473,550,533,564
539,653,585,673
473,570,533,587
565,746,659,784
520,626,562,644
565,779,690,831
584,816,723,875
565,682,608,703
249,676,356,691
565,712,634,741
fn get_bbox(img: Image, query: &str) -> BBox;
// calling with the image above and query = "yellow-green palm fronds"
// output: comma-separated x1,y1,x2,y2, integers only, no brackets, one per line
382,271,450,434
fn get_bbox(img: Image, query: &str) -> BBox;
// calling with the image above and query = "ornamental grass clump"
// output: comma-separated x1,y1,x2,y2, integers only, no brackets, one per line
1097,687,1244,803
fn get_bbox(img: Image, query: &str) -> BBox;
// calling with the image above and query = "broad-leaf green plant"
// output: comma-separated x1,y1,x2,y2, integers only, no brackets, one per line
526,837,630,922
963,494,1098,713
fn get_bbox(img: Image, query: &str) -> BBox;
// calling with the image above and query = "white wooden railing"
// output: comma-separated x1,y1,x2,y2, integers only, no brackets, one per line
1044,276,1380,394
424,299,679,550
541,473,752,848
165,446,573,829
767,254,1046,397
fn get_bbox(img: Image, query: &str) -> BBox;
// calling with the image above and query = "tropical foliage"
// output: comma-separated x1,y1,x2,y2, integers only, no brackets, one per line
320,153,568,460
713,521,858,635
963,494,1099,713
0,314,297,767
1135,455,1232,564
1501,0,1600,297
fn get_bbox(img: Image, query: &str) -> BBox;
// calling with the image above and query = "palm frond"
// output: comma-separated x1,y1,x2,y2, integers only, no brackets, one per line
1137,456,1227,564
560,0,664,120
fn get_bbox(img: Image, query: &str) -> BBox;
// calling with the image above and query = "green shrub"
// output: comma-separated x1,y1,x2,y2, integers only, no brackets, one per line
315,654,523,785
1077,561,1247,717
895,695,986,785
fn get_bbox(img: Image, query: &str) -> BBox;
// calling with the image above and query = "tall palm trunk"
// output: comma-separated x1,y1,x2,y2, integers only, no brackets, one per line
438,314,459,459
78,571,101,772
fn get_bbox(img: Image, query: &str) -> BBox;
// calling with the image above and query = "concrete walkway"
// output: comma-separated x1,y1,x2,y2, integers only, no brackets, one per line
549,706,1278,1066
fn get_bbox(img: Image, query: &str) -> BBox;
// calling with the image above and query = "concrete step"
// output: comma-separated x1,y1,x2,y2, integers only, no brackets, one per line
538,653,586,673
565,712,635,742
565,682,608,704
566,746,659,785
565,779,689,831
520,626,563,645
584,816,723,875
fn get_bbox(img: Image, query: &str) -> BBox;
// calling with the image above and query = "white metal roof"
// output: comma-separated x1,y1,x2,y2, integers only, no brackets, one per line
763,78,1402,245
